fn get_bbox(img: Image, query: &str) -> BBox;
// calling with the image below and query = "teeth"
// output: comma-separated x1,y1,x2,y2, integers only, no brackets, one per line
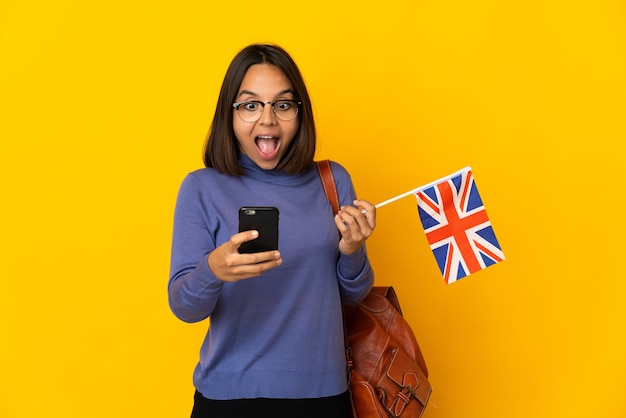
257,135,277,139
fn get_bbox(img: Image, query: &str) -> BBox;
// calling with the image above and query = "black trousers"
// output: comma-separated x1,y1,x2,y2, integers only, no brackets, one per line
191,389,351,418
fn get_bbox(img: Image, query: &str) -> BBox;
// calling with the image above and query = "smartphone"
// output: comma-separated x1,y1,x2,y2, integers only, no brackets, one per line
238,206,279,253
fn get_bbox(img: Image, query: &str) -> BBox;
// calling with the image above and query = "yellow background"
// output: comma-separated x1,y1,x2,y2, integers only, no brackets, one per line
2,1,625,417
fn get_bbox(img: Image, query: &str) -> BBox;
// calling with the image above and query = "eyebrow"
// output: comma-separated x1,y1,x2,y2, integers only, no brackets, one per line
237,89,295,99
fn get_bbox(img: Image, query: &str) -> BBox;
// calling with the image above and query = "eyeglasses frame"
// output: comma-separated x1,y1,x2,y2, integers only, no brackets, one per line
232,100,302,122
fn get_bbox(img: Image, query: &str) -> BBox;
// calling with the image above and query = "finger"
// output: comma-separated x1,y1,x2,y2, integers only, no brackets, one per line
353,199,376,228
334,213,355,239
229,230,259,251
339,206,371,234
335,212,367,243
213,250,282,282
240,252,283,278
239,250,282,265
234,253,282,274
335,210,359,230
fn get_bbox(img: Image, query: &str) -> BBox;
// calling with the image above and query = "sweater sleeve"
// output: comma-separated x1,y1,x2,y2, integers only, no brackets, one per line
168,173,224,323
330,161,375,306
337,246,374,305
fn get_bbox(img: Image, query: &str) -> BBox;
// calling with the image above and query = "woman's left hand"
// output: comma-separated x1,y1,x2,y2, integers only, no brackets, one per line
335,199,376,255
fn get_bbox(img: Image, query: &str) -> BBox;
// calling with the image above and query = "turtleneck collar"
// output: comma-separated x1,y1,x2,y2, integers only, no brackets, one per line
238,153,316,186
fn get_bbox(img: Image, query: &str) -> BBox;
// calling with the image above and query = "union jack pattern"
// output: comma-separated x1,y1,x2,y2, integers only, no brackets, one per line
415,169,504,284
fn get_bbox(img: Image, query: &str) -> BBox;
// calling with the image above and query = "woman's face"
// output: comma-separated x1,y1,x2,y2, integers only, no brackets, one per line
233,64,299,170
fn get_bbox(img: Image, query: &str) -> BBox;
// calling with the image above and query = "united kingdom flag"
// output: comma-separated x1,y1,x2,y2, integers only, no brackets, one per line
415,169,505,284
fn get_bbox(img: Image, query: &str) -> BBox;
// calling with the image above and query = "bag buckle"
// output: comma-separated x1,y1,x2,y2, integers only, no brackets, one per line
377,383,417,417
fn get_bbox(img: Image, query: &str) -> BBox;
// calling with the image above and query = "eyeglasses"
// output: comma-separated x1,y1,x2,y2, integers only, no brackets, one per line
232,100,301,122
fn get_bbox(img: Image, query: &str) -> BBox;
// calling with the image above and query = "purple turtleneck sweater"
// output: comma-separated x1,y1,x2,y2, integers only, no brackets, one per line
168,155,374,400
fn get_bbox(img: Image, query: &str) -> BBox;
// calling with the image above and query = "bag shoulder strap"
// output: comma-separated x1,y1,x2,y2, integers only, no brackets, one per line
316,160,354,384
316,160,340,216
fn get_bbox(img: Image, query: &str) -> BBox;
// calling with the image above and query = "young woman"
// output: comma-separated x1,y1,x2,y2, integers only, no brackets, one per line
168,43,376,418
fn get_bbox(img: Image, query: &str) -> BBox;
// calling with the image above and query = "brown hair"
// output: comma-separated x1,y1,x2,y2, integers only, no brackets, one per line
203,44,316,175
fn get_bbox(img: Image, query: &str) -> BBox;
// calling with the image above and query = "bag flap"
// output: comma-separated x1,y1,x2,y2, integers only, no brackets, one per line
386,348,432,406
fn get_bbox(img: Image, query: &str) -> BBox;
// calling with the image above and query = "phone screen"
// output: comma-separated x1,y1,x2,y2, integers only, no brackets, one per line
238,206,279,253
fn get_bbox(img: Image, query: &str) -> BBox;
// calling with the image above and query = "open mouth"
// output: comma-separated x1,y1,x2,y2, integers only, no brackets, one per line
255,135,281,159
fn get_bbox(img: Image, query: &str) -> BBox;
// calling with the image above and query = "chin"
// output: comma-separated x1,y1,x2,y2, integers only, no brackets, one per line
255,158,280,170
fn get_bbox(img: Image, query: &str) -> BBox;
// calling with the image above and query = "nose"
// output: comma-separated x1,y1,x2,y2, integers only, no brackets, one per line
259,102,278,125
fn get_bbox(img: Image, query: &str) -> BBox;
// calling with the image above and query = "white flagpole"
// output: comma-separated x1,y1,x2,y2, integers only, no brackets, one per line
374,166,472,208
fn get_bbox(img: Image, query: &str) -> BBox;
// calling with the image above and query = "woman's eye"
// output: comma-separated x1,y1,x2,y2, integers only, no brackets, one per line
243,102,259,111
276,101,291,110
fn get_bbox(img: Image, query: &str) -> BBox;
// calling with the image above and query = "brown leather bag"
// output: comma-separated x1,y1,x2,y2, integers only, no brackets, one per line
317,160,433,417
344,287,432,417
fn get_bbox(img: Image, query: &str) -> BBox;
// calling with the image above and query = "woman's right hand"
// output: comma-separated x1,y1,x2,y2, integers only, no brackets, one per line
207,230,283,282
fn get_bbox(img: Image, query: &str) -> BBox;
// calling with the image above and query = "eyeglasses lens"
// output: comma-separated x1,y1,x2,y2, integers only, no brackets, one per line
236,101,299,122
